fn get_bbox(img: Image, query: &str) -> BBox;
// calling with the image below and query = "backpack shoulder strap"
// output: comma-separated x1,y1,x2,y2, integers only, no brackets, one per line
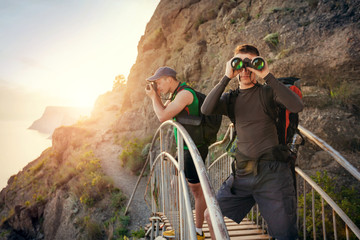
171,83,187,100
226,88,240,125
174,84,198,101
259,84,277,121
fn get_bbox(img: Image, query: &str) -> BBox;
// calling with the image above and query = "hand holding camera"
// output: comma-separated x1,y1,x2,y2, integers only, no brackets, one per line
145,82,158,98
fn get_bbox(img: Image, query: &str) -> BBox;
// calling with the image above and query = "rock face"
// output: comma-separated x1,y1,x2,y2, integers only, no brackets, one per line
29,106,90,135
42,190,79,240
118,0,360,143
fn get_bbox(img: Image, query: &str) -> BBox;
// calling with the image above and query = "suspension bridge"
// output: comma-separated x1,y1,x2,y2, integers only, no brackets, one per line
125,121,360,240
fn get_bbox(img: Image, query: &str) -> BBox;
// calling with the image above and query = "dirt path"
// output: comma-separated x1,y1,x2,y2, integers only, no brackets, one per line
94,136,150,232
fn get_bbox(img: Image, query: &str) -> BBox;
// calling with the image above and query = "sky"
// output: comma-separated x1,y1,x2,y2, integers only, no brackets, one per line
0,0,160,121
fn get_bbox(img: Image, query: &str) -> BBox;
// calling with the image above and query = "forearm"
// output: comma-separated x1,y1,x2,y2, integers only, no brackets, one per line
151,95,168,122
264,73,304,113
201,76,231,115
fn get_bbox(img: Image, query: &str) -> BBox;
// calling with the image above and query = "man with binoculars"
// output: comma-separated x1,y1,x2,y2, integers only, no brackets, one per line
202,44,303,240
145,67,207,240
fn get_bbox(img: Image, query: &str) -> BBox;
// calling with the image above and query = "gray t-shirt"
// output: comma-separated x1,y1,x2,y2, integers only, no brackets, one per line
201,73,304,158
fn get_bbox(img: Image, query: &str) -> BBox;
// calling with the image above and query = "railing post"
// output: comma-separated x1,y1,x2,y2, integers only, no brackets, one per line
177,133,184,240
321,197,327,240
332,209,337,240
312,188,316,240
150,139,156,215
160,128,165,213
303,178,306,240
256,204,259,226
150,218,154,240
297,173,300,230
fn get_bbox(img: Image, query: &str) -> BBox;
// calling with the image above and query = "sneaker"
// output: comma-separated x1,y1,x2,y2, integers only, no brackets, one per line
162,229,175,238
162,229,205,239
197,232,205,240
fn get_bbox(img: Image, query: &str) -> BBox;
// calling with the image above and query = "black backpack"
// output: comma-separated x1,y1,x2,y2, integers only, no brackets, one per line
174,85,222,146
227,77,304,153
226,78,304,193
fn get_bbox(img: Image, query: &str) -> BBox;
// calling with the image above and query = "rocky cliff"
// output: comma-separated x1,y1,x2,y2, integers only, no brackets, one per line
120,0,360,166
29,106,91,135
1,0,360,239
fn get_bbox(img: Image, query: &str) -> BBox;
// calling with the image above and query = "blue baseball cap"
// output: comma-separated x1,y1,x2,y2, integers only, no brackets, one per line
146,66,177,81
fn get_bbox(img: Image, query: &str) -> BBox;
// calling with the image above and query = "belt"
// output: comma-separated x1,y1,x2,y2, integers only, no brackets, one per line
232,145,290,176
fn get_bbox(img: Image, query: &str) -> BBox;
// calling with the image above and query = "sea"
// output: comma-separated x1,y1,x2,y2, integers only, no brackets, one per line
0,120,51,190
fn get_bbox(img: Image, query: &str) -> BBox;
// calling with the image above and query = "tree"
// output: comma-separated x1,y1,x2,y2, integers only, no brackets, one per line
113,74,126,91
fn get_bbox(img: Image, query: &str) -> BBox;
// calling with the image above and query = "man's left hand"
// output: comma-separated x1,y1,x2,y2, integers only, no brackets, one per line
247,60,270,79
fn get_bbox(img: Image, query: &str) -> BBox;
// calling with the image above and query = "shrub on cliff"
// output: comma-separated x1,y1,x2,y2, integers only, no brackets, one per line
118,136,152,175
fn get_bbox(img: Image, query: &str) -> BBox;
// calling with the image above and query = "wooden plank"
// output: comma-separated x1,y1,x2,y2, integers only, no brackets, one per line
229,234,270,240
205,236,270,240
204,229,265,237
202,220,256,226
160,211,272,240
202,224,261,231
205,235,270,240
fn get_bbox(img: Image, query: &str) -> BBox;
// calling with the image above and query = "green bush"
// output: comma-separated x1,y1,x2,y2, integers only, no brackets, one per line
118,137,152,175
109,211,130,239
67,149,115,208
111,190,127,210
263,32,279,47
298,171,360,239
76,216,104,240
131,228,145,238
330,82,353,105
86,220,103,240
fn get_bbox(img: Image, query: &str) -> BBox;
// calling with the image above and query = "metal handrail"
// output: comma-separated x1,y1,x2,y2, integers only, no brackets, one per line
158,121,229,239
298,125,360,181
208,152,228,170
208,123,234,149
296,167,360,239
127,120,229,239
144,151,195,239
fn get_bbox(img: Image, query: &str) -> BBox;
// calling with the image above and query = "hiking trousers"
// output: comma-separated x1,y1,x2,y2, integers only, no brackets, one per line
216,160,298,240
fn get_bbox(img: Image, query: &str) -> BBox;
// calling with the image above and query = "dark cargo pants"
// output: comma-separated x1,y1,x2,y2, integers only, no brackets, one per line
216,160,298,240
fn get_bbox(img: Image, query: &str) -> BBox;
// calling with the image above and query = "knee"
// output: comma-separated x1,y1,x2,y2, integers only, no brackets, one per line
189,184,204,199
193,188,204,199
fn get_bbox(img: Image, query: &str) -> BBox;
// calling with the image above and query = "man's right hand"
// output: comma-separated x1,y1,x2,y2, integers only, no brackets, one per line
145,83,157,99
225,58,241,79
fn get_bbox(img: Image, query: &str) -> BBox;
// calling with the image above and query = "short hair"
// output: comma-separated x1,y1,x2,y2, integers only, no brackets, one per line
234,44,260,56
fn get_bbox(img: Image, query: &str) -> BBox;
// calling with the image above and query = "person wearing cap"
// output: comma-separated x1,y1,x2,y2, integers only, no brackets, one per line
145,66,207,240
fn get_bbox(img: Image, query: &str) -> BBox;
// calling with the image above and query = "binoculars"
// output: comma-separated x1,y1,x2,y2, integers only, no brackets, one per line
146,82,157,92
231,57,265,71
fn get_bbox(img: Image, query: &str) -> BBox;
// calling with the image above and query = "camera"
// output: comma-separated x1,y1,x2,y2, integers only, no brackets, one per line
146,82,157,92
231,57,265,71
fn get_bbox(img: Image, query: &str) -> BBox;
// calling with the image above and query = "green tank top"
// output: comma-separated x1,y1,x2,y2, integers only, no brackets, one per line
171,82,199,115
172,82,200,149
